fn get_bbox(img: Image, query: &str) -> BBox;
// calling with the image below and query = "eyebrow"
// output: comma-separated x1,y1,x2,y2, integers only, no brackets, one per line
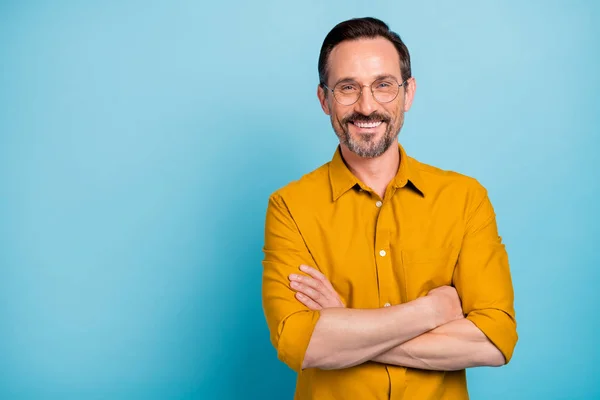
333,74,401,87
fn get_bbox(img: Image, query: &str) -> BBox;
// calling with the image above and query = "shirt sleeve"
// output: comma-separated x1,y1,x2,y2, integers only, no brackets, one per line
262,193,321,372
453,183,518,364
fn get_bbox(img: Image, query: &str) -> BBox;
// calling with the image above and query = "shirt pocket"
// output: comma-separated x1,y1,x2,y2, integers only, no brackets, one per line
401,247,458,301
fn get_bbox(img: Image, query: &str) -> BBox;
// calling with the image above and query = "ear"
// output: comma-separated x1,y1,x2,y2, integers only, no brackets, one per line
403,77,417,112
317,84,331,115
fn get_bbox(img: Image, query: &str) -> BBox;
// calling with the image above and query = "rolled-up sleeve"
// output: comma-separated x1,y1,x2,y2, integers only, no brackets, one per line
453,184,518,363
262,193,321,372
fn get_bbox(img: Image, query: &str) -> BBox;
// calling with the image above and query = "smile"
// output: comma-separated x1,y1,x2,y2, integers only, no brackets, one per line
351,121,383,128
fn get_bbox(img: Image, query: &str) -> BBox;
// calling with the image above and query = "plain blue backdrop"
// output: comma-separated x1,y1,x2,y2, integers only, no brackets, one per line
1,1,599,399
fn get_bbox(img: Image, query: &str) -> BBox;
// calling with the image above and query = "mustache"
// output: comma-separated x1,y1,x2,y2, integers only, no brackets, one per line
341,112,391,125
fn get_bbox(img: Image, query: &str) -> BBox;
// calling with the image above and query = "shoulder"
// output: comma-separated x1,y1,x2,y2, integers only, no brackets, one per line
409,156,488,202
269,161,331,205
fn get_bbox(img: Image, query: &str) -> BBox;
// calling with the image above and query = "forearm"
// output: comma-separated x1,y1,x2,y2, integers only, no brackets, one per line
372,318,505,370
302,296,437,370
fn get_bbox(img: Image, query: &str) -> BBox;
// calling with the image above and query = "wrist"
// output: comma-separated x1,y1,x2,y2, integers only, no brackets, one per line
415,296,441,331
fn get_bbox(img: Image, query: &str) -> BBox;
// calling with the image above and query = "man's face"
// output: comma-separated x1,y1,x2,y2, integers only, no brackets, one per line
318,37,416,158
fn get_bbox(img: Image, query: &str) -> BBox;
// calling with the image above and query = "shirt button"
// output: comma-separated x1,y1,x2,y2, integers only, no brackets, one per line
379,250,387,257
375,201,382,207
384,302,391,307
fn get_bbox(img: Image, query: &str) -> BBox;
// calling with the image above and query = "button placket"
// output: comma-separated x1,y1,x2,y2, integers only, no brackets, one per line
374,200,393,312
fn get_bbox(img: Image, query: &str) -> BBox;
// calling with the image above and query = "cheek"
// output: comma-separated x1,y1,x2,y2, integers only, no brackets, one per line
390,101,405,119
332,106,351,124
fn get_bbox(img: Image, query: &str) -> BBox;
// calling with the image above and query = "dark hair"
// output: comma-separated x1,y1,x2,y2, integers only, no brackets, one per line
318,17,411,87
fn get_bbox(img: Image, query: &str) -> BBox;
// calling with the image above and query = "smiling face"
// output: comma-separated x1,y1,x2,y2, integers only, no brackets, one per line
318,37,416,158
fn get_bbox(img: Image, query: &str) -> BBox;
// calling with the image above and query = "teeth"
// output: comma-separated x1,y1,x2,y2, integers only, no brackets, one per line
354,121,382,128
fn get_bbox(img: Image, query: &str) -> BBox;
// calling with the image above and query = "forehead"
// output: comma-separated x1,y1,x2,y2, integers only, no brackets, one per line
327,37,401,84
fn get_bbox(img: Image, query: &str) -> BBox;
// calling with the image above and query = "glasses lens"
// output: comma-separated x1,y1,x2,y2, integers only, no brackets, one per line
372,79,400,103
333,82,361,105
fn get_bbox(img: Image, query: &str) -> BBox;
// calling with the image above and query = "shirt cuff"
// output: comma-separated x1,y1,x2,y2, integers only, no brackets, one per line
277,310,321,372
467,308,518,363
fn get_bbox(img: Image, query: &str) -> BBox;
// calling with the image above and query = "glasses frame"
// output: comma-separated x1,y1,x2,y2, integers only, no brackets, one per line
322,78,409,106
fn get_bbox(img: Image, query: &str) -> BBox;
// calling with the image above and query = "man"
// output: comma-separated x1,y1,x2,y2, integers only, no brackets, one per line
261,17,517,400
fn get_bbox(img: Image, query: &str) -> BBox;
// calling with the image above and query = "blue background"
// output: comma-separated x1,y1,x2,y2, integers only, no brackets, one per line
1,1,598,399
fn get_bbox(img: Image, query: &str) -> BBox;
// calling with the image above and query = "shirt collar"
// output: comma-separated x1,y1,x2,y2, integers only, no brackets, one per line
329,143,426,202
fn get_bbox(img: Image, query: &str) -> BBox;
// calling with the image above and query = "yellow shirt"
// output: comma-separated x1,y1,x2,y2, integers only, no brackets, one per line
262,144,517,399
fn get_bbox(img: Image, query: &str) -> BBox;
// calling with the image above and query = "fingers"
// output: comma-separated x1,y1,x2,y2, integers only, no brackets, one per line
289,273,325,293
289,266,345,309
295,292,322,310
299,264,337,292
291,280,322,300
299,264,327,281
290,277,326,304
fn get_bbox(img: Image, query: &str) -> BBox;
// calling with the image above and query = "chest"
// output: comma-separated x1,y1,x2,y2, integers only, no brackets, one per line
296,190,463,307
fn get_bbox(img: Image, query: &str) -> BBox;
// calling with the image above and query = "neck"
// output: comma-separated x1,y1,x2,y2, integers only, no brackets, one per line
339,143,400,199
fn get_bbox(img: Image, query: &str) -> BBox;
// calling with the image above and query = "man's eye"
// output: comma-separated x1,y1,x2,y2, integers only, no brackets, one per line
339,85,358,92
376,81,393,89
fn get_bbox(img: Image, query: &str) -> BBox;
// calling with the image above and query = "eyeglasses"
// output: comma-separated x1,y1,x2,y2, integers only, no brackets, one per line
322,77,409,106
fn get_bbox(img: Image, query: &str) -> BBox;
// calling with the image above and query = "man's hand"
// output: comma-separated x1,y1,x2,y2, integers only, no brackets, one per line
426,286,465,326
288,265,345,310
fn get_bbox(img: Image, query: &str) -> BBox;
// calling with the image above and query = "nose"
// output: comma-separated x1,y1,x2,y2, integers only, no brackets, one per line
354,85,378,115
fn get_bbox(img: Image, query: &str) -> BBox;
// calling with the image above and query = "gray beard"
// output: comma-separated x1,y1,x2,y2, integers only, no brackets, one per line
336,118,402,158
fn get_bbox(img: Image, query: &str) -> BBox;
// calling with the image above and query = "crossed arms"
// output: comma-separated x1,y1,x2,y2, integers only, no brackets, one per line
290,266,504,370
262,193,518,373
